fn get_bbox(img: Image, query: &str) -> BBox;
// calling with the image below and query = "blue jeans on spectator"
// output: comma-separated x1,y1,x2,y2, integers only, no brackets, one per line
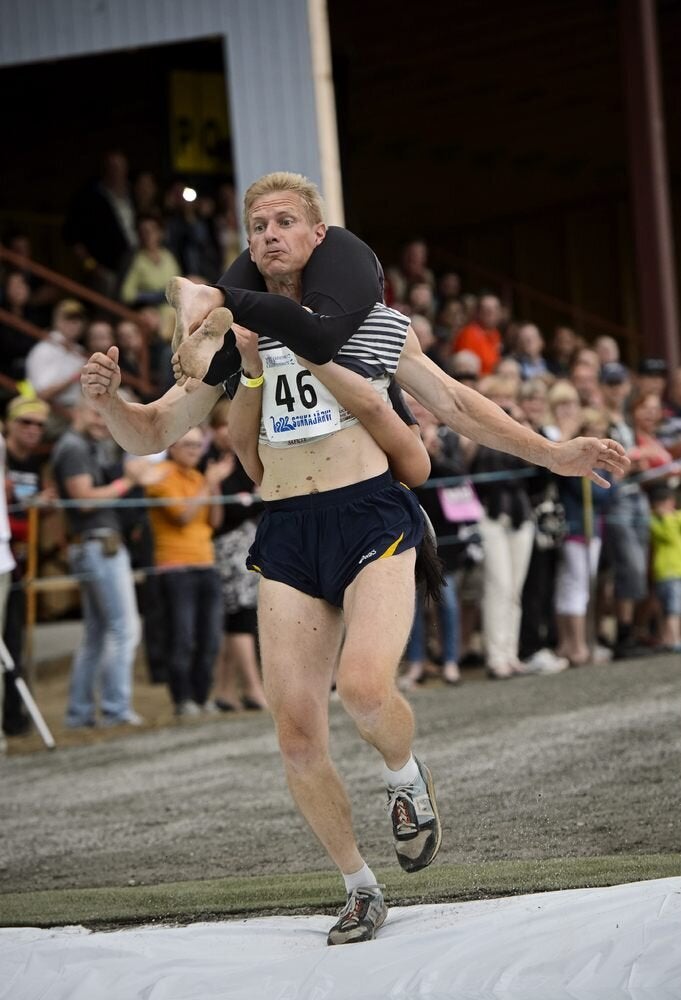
160,567,222,707
406,572,460,663
66,541,141,727
606,490,650,601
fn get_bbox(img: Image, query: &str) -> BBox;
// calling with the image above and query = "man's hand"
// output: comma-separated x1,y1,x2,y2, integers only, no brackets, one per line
548,437,630,487
81,346,121,402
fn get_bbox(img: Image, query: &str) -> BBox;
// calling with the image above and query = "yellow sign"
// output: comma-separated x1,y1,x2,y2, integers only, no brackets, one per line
169,71,230,174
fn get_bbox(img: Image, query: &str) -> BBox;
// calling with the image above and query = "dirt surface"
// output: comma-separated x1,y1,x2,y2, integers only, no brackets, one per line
2,653,680,894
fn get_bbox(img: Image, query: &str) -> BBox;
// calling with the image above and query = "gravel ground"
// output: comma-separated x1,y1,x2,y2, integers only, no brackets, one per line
1,654,680,894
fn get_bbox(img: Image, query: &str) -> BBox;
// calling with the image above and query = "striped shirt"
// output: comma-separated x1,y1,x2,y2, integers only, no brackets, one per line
257,302,411,448
257,302,410,377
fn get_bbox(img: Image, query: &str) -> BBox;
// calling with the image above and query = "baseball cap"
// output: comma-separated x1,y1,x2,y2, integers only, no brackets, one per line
57,298,86,318
6,395,50,422
599,362,629,385
637,357,668,377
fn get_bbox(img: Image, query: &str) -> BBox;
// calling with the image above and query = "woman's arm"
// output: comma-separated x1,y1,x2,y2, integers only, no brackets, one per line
304,359,431,486
227,325,265,485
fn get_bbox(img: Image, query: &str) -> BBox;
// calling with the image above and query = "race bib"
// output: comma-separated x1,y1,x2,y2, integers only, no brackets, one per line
261,347,341,444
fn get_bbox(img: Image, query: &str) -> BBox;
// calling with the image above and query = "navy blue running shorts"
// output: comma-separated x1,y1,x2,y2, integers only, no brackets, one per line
246,471,424,607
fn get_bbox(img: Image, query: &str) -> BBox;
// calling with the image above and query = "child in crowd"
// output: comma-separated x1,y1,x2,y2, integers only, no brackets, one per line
649,485,681,652
554,409,613,666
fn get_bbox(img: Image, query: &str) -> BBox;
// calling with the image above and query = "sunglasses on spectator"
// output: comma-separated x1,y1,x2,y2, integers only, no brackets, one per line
16,418,46,428
455,372,478,382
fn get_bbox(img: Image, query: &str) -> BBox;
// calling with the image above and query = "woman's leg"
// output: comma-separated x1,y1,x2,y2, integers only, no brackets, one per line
506,520,536,669
161,570,198,709
401,594,427,689
439,573,461,684
212,632,242,710
479,516,513,676
178,228,384,384
190,569,223,707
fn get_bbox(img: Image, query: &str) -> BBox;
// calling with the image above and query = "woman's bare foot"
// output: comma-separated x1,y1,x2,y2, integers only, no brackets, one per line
165,276,225,354
172,306,233,384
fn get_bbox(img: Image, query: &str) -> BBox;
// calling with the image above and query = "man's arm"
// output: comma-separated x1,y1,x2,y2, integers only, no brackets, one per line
396,329,629,485
81,346,223,455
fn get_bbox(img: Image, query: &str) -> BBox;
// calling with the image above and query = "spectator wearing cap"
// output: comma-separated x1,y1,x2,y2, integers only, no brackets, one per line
599,363,652,658
648,485,681,652
24,299,88,411
453,294,503,376
636,358,668,400
3,395,53,736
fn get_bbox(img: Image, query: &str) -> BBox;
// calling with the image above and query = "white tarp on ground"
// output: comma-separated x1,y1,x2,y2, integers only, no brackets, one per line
2,878,680,1000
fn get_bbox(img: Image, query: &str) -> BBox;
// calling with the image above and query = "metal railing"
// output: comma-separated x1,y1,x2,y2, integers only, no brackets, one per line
0,246,157,395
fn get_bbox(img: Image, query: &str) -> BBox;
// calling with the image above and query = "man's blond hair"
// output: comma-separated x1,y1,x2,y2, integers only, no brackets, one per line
243,172,325,232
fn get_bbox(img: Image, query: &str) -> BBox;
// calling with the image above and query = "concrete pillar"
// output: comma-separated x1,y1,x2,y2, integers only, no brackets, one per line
620,0,680,368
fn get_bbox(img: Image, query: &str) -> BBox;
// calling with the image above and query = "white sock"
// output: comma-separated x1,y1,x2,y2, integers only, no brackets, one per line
343,863,377,893
383,754,419,788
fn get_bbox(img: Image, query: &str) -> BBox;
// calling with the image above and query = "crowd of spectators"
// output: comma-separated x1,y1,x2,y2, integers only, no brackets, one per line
1,175,681,745
383,239,681,687
1,149,241,397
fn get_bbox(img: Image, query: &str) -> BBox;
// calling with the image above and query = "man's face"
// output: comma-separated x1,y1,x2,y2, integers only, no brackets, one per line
637,374,666,398
478,296,501,329
517,324,543,357
600,379,630,409
7,414,46,452
80,405,111,441
56,311,85,341
170,430,204,468
247,193,325,281
86,322,114,355
571,363,599,403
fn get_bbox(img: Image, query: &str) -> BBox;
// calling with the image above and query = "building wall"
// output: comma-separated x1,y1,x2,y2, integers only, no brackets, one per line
0,0,322,207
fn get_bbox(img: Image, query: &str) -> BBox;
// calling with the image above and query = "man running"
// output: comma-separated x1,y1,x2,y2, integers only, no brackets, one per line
81,172,628,946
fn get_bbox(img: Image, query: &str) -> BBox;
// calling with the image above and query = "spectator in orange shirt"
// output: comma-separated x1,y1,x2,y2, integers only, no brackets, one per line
146,428,227,717
452,294,502,375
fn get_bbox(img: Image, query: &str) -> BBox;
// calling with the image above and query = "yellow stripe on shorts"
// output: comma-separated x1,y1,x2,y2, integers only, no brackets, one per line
379,532,404,559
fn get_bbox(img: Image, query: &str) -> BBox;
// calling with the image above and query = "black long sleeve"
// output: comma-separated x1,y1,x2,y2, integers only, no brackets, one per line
204,226,382,385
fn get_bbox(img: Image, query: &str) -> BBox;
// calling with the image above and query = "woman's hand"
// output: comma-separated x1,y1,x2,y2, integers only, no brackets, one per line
233,323,262,376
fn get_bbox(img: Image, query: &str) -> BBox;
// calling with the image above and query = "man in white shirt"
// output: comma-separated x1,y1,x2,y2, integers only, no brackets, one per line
25,299,87,411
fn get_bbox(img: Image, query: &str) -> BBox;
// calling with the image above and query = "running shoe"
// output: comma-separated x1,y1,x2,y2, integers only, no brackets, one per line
387,756,442,872
327,885,387,945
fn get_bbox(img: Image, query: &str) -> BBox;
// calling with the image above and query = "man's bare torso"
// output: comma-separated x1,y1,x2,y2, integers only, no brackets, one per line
258,424,389,500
